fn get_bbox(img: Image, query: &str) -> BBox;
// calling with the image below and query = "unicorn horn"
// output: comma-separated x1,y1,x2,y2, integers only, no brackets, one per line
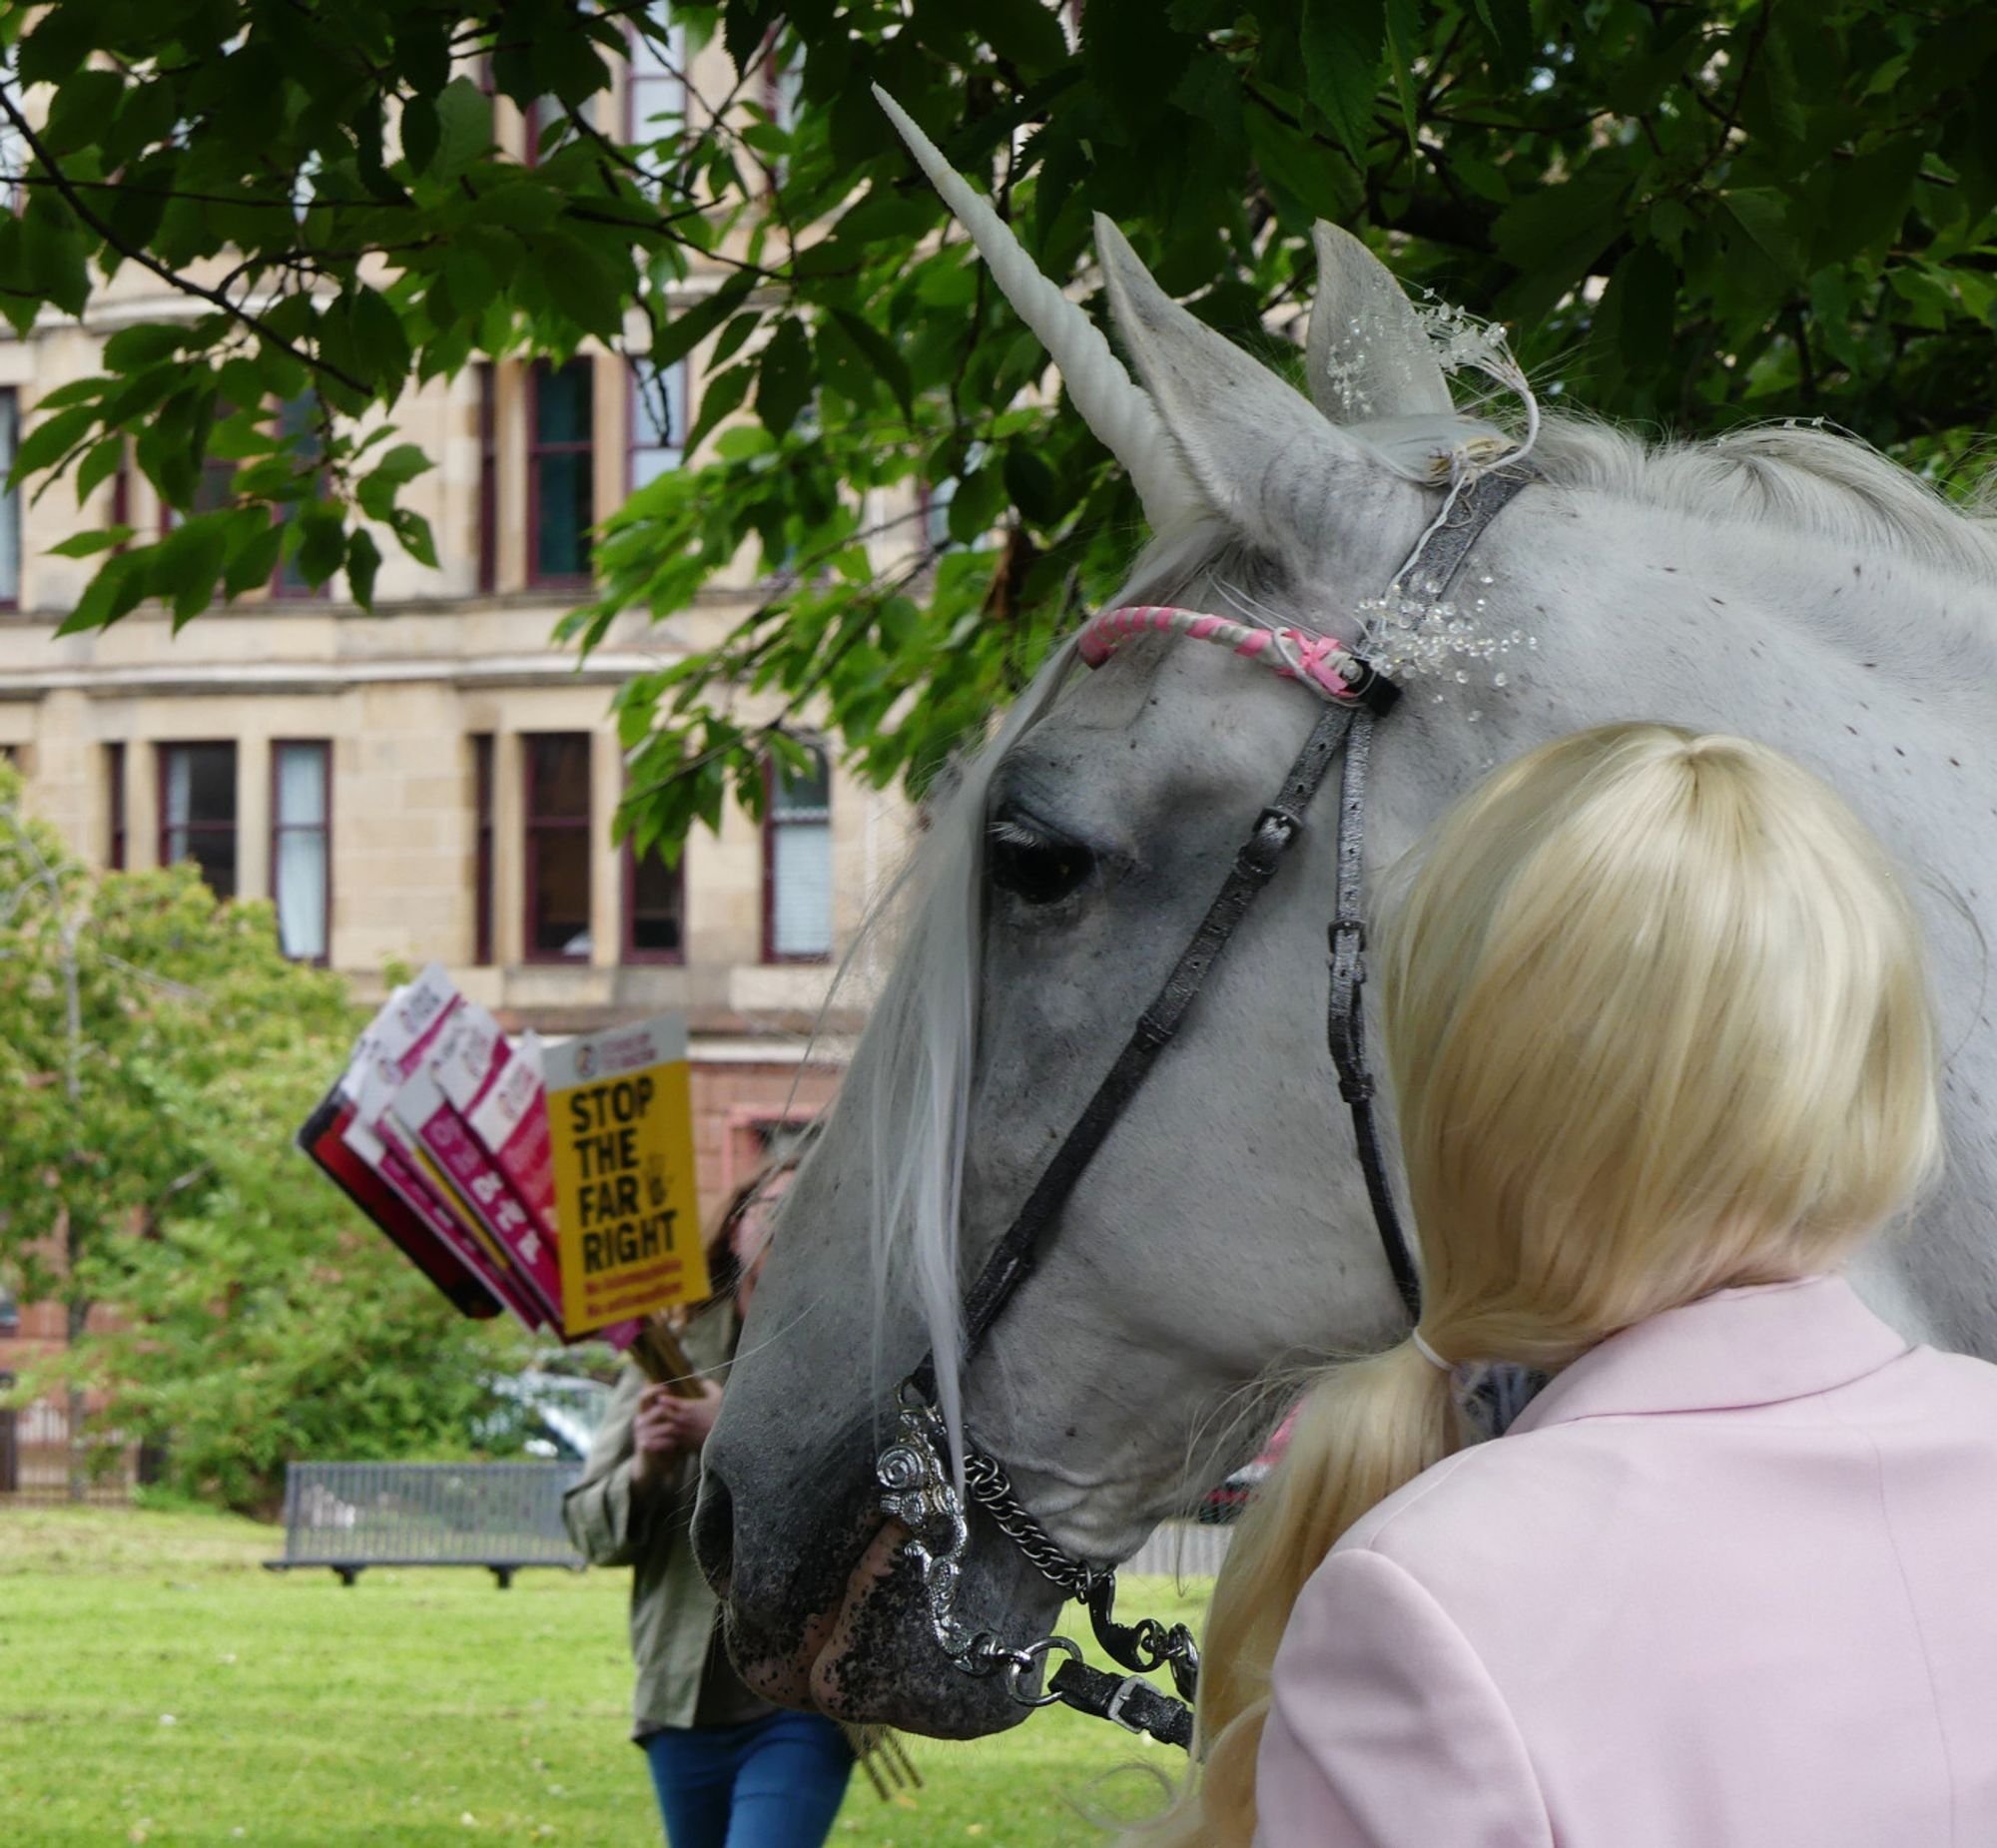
872,85,1195,527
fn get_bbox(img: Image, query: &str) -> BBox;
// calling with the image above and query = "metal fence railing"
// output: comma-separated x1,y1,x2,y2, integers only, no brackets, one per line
266,1461,586,1587
1121,1519,1233,1581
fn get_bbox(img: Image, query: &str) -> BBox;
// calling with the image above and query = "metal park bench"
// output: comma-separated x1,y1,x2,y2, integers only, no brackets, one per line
265,1461,586,1588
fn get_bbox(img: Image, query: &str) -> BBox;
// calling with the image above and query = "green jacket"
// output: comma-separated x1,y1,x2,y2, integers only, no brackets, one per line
562,1306,769,1736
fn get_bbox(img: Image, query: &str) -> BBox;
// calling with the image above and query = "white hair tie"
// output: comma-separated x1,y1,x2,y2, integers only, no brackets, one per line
1410,1329,1451,1372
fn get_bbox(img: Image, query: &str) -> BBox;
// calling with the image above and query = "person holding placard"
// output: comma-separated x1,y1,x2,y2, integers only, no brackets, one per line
564,1154,855,1847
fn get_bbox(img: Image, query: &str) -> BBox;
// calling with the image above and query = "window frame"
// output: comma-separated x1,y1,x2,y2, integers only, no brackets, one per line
270,738,333,964
472,734,495,965
622,825,687,966
626,358,687,492
0,386,19,611
526,359,596,591
475,364,497,596
521,732,593,964
156,740,240,900
106,741,126,871
761,743,834,966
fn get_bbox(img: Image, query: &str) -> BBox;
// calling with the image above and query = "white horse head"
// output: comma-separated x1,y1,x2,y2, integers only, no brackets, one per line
693,100,1997,1737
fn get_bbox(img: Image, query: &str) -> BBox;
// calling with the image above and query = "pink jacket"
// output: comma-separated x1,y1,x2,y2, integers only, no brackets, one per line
1253,1274,1997,1846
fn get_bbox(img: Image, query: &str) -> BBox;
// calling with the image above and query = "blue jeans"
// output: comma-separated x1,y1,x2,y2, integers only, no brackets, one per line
642,1710,854,1848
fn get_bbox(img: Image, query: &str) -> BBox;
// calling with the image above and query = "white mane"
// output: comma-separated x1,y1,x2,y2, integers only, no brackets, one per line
850,416,1997,1463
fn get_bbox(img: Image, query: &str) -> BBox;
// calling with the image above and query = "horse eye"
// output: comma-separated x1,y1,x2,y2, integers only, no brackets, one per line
988,819,1095,907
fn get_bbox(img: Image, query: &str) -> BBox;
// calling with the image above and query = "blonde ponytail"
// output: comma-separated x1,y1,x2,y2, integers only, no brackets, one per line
1121,723,1939,1848
1123,1342,1455,1848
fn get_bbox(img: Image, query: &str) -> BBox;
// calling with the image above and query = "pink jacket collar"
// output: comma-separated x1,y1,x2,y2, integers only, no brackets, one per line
1508,1273,1911,1435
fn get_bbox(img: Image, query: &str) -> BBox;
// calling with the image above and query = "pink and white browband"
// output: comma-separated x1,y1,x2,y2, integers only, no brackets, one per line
1078,603,1363,702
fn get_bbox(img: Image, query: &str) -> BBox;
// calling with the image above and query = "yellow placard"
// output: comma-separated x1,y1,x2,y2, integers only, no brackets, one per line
542,1016,709,1338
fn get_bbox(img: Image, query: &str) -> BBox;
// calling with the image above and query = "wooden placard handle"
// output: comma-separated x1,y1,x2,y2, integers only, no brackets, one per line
627,1315,705,1398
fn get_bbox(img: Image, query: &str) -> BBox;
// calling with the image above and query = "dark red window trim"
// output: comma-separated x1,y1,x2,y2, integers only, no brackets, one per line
622,820,686,966
761,746,833,966
270,739,332,964
156,740,239,899
522,732,592,964
0,386,19,612
526,359,595,591
472,734,494,965
475,365,497,596
106,741,126,870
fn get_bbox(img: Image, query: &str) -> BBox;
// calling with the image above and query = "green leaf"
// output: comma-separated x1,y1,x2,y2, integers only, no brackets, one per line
1722,188,1804,281
356,443,433,522
12,402,99,487
345,527,382,609
401,95,440,177
45,526,130,559
683,362,753,454
538,241,627,345
1819,141,1924,269
222,519,285,599
155,514,229,626
102,323,187,372
1384,0,1422,155
958,0,1069,72
75,434,125,507
756,319,814,436
16,4,100,85
434,76,494,178
388,506,438,571
345,289,412,386
1300,0,1386,163
292,503,347,590
651,273,758,369
1471,0,1535,70
826,308,915,416
56,552,144,636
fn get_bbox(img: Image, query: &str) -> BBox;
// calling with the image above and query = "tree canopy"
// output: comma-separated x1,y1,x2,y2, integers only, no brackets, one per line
3,0,1993,847
0,769,533,1510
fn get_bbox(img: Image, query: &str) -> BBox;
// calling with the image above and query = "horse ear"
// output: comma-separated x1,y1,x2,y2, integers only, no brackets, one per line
1095,213,1359,535
1305,223,1453,423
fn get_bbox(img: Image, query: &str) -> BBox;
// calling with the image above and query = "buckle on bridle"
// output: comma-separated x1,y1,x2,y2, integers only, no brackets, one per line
1103,1674,1150,1734
1234,805,1302,881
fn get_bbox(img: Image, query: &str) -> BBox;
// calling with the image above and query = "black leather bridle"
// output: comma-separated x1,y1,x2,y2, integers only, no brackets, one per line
874,463,1538,1749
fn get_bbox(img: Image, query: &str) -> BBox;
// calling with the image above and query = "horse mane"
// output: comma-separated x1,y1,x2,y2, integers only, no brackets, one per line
1525,415,1997,583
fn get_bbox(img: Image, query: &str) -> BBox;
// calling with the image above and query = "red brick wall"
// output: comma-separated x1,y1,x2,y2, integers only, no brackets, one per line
689,1059,843,1231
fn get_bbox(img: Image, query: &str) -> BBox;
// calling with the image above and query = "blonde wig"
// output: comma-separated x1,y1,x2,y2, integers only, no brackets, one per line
1134,723,1941,1847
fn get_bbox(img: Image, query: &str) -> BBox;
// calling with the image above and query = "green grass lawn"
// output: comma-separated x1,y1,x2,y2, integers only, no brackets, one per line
0,1505,1208,1846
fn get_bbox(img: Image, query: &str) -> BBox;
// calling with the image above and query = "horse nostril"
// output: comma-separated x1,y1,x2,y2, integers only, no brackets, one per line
691,1466,736,1594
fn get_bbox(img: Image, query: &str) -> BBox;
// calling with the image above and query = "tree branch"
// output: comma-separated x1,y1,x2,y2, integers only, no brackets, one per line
0,84,368,396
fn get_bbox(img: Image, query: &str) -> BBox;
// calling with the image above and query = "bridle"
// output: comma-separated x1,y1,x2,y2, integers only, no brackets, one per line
873,463,1538,1750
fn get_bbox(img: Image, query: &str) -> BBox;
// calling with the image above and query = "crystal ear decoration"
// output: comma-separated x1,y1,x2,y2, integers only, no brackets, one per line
1354,566,1536,688
1344,293,1543,690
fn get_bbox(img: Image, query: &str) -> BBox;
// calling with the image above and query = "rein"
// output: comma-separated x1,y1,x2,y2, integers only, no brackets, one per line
876,463,1538,1750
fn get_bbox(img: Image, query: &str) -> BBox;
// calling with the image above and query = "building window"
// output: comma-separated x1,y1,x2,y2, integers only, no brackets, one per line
764,744,832,962
272,392,324,598
272,740,331,961
471,734,495,965
475,365,497,595
629,359,687,491
106,742,126,870
158,742,239,899
624,837,685,963
523,734,591,960
0,1289,17,1334
0,388,18,607
528,360,594,587
627,6,687,189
